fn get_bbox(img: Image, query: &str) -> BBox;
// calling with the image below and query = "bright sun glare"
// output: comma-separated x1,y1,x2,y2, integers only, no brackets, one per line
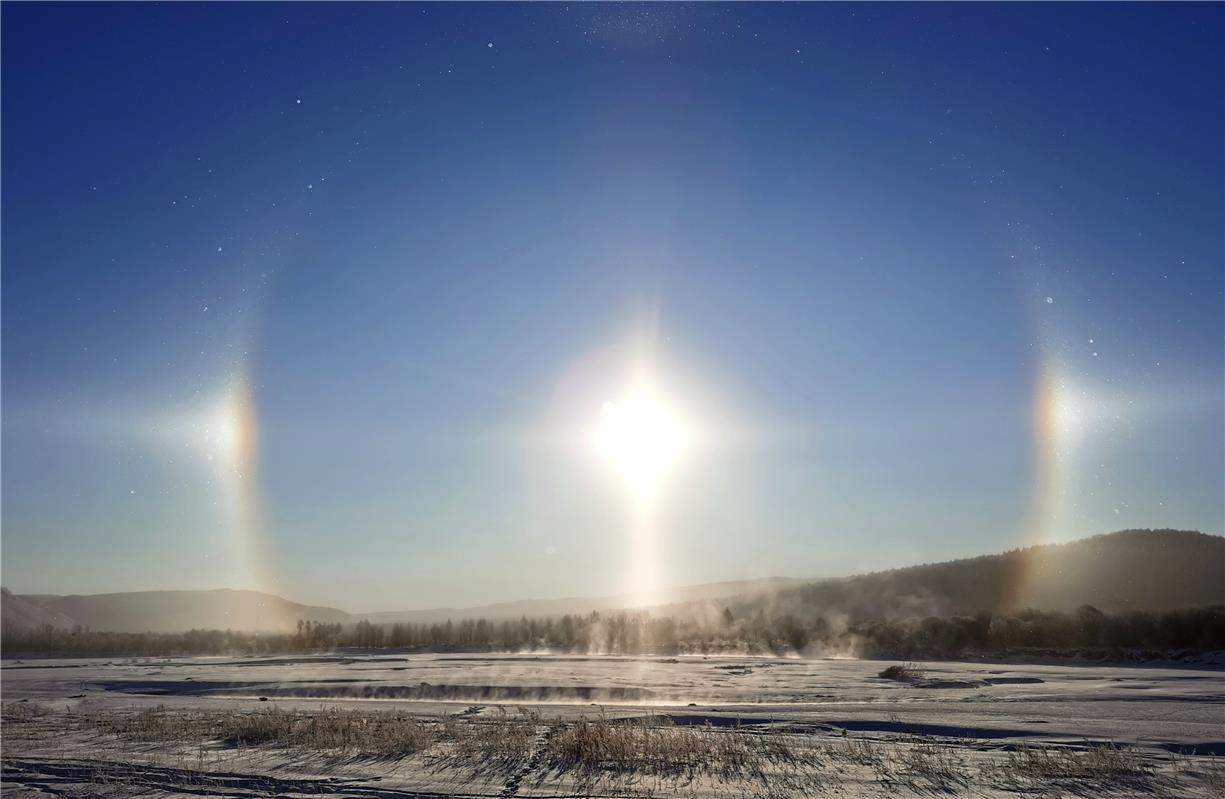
597,385,687,501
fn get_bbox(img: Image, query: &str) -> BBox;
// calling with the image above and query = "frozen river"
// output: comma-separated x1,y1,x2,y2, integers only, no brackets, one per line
3,653,1223,797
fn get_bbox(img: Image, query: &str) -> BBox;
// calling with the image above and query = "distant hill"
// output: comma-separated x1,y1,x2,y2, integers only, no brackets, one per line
4,530,1219,635
0,589,78,629
1,589,353,633
714,529,1224,624
364,531,1223,626
362,577,805,625
1,580,799,634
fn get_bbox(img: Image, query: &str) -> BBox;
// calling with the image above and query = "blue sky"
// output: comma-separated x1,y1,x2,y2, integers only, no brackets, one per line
3,3,1221,611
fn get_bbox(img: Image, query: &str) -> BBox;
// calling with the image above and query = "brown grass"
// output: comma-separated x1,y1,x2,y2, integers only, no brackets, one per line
1199,757,1225,794
439,706,536,772
544,712,824,783
1,701,49,722
45,704,1209,797
895,741,968,792
822,735,886,767
980,742,1165,793
41,705,844,795
91,705,435,756
548,714,698,774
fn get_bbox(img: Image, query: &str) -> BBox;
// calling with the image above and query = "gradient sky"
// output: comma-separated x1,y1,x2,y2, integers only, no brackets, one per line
3,3,1222,612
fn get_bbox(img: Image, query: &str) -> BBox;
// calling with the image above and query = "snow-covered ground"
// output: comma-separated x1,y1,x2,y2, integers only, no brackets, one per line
3,654,1223,796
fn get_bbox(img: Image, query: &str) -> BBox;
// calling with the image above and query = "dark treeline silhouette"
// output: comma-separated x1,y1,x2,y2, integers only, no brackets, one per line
4,605,1223,660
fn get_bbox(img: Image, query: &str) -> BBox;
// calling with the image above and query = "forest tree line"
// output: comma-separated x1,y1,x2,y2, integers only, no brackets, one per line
4,604,1223,660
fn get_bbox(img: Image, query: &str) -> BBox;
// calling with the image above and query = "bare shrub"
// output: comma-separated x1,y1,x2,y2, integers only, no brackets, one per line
877,662,923,681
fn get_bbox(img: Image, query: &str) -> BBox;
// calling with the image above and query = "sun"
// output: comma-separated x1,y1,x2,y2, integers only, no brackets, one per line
597,384,687,501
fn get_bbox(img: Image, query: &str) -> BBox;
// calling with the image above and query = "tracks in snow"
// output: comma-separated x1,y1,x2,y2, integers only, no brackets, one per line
2,757,474,799
498,723,559,798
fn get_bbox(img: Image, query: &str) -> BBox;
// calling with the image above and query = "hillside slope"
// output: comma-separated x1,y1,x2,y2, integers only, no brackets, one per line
0,589,78,629
2,589,353,633
716,529,1224,623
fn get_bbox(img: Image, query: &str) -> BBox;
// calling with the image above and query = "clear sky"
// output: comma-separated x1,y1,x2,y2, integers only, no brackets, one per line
3,3,1222,612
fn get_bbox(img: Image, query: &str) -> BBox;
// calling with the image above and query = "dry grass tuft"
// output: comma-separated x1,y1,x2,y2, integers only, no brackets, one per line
439,706,536,772
895,742,968,792
822,735,885,767
547,714,707,774
545,712,823,784
981,742,1163,793
1198,757,1225,794
92,705,435,756
1,701,49,723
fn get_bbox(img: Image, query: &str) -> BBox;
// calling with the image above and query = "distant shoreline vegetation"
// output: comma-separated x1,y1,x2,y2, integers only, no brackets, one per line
4,605,1223,661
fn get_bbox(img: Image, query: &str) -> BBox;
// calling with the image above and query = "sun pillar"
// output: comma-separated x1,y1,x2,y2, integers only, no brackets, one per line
596,380,688,610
